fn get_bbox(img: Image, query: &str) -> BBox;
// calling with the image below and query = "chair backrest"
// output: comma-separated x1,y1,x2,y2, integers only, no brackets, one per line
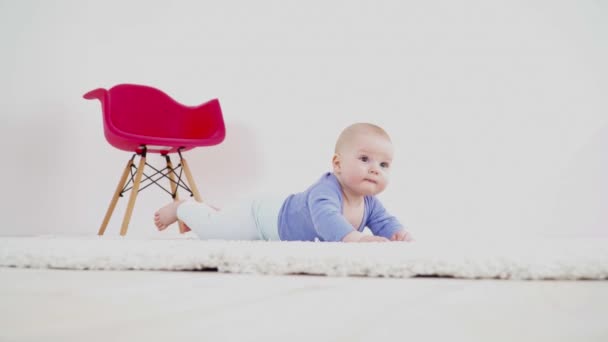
84,84,225,152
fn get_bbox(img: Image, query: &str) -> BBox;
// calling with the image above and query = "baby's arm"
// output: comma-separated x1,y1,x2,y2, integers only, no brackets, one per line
366,198,412,240
308,187,369,241
307,185,392,242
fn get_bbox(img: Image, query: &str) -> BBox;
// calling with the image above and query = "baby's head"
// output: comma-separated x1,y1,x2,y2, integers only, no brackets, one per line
332,123,394,197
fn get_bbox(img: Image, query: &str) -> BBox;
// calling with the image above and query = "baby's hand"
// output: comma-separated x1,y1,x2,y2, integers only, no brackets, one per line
358,235,390,243
390,229,414,242
342,231,389,243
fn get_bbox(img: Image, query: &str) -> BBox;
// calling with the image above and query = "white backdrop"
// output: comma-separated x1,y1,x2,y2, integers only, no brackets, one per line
1,0,606,239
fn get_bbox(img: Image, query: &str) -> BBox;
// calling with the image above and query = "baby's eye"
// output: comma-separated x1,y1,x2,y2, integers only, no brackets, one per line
359,156,369,162
380,162,390,168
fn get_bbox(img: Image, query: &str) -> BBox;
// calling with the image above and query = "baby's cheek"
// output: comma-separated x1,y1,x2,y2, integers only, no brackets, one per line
378,179,389,191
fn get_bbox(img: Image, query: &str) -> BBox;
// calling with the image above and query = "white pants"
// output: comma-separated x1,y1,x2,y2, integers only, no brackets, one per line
177,196,285,241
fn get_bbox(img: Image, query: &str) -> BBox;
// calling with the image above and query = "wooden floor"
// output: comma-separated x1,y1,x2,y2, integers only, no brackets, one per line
1,267,607,342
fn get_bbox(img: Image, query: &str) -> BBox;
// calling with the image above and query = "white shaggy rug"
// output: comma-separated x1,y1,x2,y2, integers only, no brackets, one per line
1,236,607,280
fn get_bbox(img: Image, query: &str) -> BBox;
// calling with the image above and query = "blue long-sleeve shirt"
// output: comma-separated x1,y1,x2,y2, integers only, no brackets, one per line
277,172,403,241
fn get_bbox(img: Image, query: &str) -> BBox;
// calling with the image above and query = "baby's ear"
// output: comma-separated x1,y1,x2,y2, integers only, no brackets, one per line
332,154,341,173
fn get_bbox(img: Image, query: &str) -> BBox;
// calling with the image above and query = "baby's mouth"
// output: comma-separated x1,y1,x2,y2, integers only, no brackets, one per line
364,178,377,184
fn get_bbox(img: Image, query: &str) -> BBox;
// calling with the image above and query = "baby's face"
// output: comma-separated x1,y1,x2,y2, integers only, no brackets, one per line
335,133,394,197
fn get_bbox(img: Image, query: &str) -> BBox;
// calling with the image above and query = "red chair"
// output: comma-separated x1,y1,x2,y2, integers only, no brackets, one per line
84,84,225,236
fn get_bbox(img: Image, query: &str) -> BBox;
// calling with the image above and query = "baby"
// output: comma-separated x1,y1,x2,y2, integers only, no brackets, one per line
154,122,413,242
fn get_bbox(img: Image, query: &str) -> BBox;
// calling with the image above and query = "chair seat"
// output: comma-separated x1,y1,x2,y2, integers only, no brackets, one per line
84,84,225,154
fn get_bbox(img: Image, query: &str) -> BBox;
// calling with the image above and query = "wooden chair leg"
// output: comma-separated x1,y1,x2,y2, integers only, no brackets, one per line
119,154,146,236
99,159,133,236
181,157,203,202
166,156,189,233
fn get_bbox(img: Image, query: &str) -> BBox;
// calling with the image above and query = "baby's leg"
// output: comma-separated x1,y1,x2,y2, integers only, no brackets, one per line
178,200,261,240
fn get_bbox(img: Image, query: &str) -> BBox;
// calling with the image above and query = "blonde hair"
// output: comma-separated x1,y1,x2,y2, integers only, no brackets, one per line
334,123,391,153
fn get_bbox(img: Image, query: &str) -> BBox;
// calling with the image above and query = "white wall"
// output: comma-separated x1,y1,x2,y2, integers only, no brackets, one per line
1,0,606,239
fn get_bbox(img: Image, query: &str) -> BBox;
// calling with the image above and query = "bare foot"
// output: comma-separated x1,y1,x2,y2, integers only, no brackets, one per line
154,200,185,231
